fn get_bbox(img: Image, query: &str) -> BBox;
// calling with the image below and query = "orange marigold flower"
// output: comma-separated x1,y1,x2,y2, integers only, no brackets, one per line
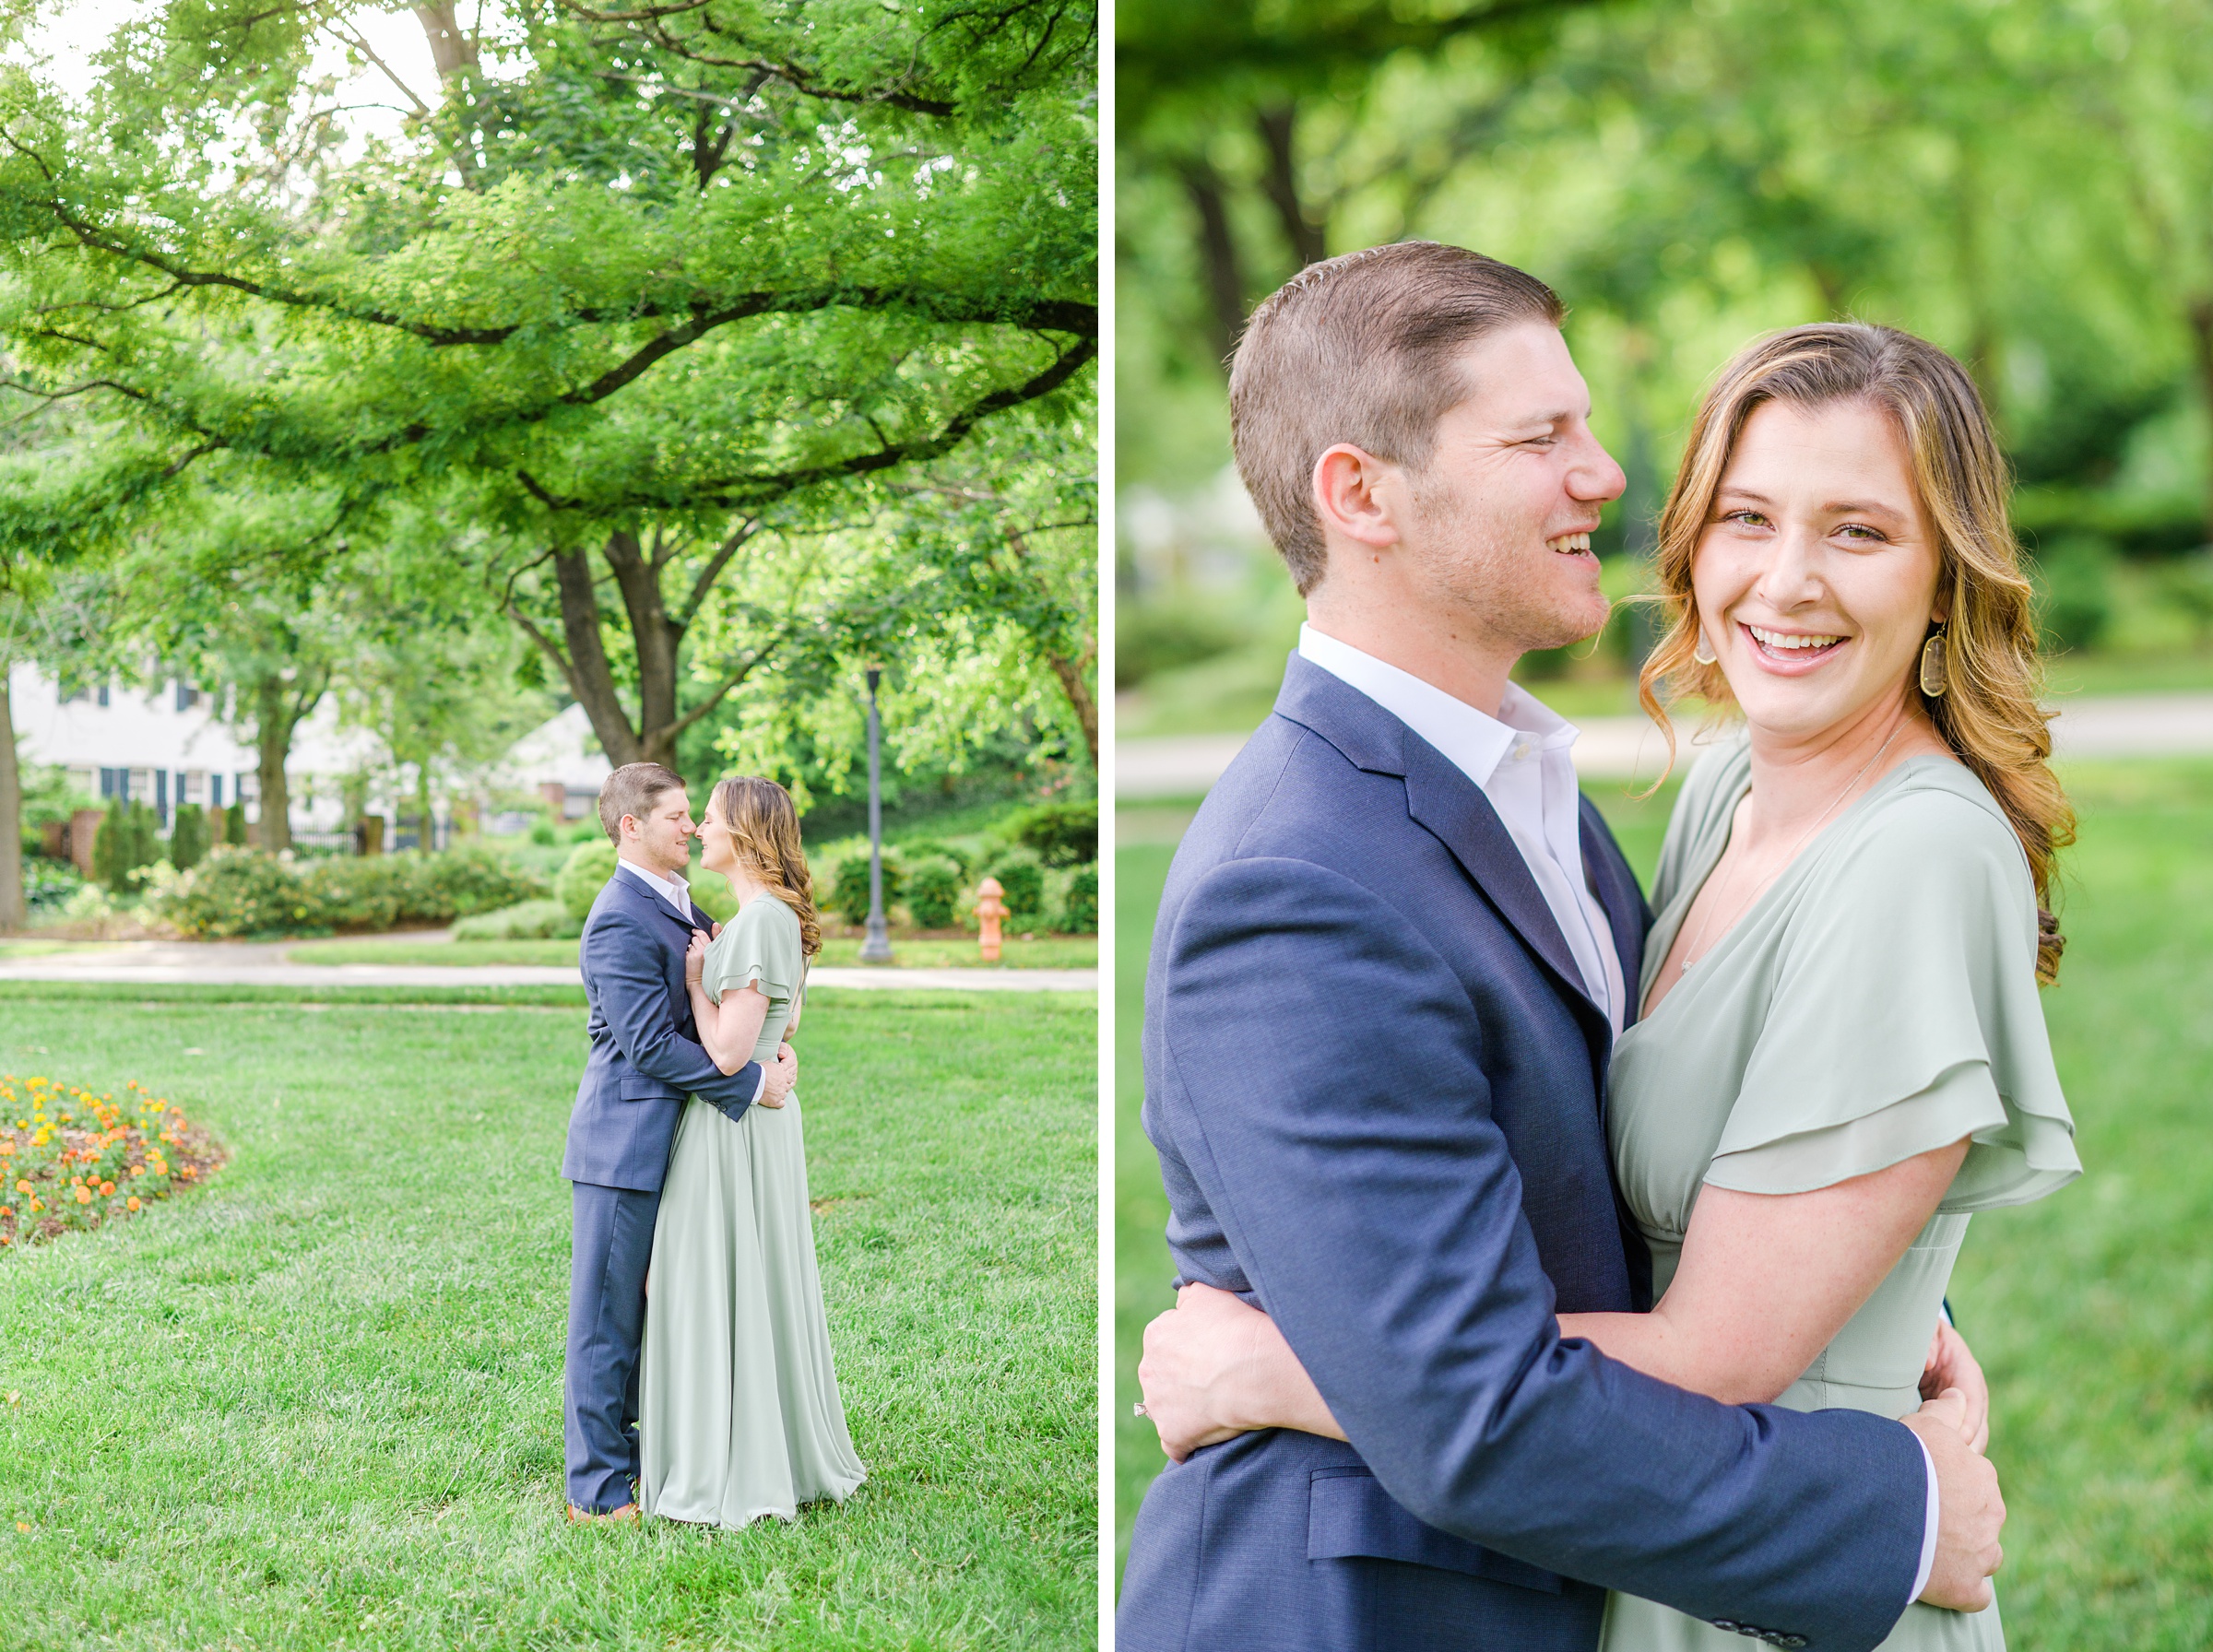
26,1199,39,1212
11,1182,24,1196
72,1187,89,1205
124,1198,139,1212
98,1182,114,1197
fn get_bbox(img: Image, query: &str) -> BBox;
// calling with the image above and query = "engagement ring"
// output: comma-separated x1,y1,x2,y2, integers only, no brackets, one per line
1132,1401,1149,1417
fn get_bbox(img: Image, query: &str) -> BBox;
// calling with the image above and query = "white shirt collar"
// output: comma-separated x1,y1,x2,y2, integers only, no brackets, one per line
1296,623,1581,783
615,855,691,914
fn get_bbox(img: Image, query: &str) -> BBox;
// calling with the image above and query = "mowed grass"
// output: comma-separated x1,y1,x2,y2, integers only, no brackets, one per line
1115,764,2213,1646
283,935,1097,971
0,987,1097,1649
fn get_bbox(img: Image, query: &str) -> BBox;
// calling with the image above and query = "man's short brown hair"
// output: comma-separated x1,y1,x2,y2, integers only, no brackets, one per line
598,761,685,843
1229,242,1566,595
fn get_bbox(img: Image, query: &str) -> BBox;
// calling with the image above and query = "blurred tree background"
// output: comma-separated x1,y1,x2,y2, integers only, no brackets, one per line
1117,0,2213,734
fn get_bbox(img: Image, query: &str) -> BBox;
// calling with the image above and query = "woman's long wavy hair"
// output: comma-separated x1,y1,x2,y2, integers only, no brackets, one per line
708,776,822,960
1637,322,2074,983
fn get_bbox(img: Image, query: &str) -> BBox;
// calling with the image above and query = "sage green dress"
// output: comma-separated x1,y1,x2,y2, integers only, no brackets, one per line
637,895,866,1527
1598,735,2079,1652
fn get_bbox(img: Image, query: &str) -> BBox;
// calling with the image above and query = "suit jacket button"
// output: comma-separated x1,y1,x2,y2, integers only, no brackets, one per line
1773,1638,1807,1648
1708,1622,1738,1634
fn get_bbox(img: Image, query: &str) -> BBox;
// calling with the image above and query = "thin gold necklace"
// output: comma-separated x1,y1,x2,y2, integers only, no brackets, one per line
1678,723,1905,972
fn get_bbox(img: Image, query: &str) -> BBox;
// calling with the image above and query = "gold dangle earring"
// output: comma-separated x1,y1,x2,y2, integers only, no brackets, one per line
1692,623,1718,667
1919,622,1949,698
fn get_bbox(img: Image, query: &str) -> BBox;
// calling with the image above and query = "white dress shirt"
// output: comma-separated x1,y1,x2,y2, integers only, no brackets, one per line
1294,626,1942,1605
1297,624,1627,1034
614,856,765,1104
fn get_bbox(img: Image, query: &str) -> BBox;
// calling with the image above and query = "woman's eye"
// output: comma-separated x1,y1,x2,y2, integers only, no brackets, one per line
1722,510,1769,527
1838,523,1888,542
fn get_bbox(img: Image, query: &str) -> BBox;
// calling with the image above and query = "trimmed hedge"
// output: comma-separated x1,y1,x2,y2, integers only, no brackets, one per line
151,846,547,939
555,841,619,923
905,856,964,929
1056,864,1097,934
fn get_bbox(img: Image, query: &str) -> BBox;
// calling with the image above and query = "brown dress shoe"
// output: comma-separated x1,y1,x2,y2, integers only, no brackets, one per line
566,1502,640,1525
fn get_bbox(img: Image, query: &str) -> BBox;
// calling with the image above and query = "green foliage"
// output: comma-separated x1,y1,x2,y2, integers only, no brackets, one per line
21,859,82,914
905,856,965,929
684,873,738,926
901,837,976,879
1003,798,1097,866
1055,863,1099,935
151,847,545,939
2033,536,2119,653
221,801,247,846
167,804,210,873
1117,603,1242,688
527,820,558,847
554,841,620,925
451,899,579,942
90,800,161,893
830,850,905,926
986,850,1047,926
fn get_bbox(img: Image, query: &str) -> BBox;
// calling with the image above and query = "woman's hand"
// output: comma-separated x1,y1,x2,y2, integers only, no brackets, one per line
685,929,708,989
1137,1281,1344,1462
1922,1320,1991,1454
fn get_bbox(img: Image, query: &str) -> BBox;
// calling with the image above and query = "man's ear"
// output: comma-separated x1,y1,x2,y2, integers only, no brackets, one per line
1313,443,1403,551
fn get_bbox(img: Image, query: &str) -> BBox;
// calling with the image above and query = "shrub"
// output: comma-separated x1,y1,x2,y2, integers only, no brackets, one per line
830,850,904,926
0,1073,223,1249
556,840,620,923
22,859,82,914
148,847,302,938
221,800,248,845
150,845,547,938
686,872,737,925
2031,535,2116,653
987,851,1047,927
1003,799,1096,867
900,837,974,879
168,804,210,872
91,800,161,892
454,898,578,941
1055,863,1098,934
1118,601,1242,688
905,856,964,928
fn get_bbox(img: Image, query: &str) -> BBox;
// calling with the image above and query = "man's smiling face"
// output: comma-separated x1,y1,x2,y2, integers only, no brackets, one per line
1397,321,1626,655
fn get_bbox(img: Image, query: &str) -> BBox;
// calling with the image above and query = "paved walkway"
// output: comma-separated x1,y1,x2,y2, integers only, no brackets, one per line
1117,690,2213,796
0,940,1095,993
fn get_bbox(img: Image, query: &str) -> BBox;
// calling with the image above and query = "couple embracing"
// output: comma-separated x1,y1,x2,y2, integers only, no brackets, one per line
1123,242,2079,1651
561,761,864,1528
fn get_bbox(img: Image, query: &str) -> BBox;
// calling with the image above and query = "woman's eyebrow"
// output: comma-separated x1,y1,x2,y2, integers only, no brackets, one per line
1823,498,1909,521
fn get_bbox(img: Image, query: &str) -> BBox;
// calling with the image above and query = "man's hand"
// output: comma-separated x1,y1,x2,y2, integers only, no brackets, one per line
1138,1283,1270,1462
757,1042,797,1109
1922,1321,1990,1454
685,930,708,990
1903,1388,2006,1611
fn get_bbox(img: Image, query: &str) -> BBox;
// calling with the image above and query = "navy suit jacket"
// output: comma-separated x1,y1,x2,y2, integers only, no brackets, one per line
1119,657,1925,1652
561,868,764,1193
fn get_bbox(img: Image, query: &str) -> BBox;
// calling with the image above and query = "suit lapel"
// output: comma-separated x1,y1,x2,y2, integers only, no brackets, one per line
614,867,701,938
1578,796,1649,1023
1274,656,1607,1042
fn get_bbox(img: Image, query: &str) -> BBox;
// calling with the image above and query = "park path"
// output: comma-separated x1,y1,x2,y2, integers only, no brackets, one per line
1116,690,2213,798
0,940,1095,993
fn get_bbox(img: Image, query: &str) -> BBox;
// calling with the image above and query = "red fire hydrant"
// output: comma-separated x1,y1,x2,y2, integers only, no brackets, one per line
974,877,1010,963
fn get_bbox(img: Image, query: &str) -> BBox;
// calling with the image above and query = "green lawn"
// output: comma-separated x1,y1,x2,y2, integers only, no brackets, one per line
1115,764,2213,1647
284,935,1097,971
0,986,1097,1649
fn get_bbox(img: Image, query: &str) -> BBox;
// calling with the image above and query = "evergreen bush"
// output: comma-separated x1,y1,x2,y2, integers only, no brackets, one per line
150,846,546,938
453,898,577,940
1001,799,1096,867
1055,864,1098,934
91,801,161,892
222,800,248,845
905,856,964,928
987,850,1047,927
830,850,904,926
556,840,619,923
168,804,210,872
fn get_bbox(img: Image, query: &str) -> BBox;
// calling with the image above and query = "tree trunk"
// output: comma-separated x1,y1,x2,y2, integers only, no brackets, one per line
1179,160,1248,373
1256,104,1327,268
412,2,479,82
602,529,684,762
2190,296,2213,546
1046,649,1098,769
415,763,435,853
253,677,296,855
551,545,647,768
0,672,25,931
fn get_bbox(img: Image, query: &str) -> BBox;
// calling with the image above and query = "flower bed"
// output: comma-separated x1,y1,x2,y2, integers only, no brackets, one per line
0,1075,224,1247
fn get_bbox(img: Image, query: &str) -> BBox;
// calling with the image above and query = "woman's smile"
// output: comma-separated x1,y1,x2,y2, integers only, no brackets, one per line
1738,620,1851,673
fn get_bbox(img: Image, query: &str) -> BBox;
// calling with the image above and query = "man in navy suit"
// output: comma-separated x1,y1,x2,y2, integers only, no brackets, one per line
1118,244,2005,1650
561,761,796,1523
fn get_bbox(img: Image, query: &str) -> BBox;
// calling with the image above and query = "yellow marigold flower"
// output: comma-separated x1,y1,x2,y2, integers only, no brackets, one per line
129,1165,145,1178
125,1197,139,1211
27,1200,39,1212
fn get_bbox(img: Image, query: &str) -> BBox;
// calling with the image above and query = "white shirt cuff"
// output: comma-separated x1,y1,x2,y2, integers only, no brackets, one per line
1910,1433,1940,1605
749,1065,766,1106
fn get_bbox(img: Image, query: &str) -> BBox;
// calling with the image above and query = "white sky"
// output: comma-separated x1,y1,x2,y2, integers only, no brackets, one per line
20,0,458,155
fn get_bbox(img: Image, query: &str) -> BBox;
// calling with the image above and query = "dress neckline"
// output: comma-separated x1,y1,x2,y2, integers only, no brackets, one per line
1633,748,1962,1026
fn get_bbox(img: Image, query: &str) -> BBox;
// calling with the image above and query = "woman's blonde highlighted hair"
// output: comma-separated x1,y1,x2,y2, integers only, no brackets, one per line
1638,322,2074,982
708,775,822,960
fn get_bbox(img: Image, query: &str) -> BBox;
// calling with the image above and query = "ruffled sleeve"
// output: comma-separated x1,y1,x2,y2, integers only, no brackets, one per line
1702,778,2079,1213
701,898,800,1008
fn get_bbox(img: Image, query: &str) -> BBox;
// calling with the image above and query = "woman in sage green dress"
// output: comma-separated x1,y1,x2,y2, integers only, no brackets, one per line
636,775,864,1528
1134,324,2082,1650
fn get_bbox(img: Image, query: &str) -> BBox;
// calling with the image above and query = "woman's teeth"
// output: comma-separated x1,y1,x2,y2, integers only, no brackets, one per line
1545,532,1592,553
1747,624,1842,652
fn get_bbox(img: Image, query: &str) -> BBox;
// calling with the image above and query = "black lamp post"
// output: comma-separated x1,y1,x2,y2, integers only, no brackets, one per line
859,665,893,963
